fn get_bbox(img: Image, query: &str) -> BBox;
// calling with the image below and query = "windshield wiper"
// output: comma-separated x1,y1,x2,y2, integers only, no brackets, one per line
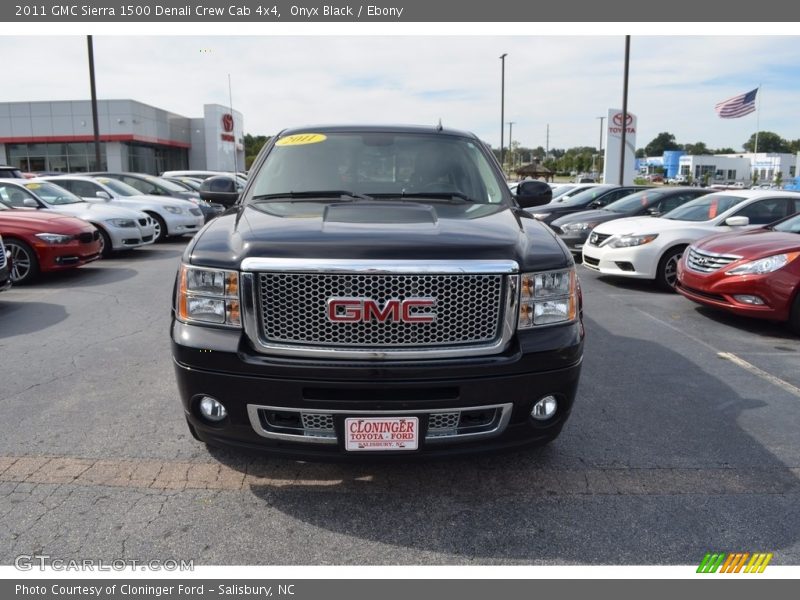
251,190,374,202
370,192,480,204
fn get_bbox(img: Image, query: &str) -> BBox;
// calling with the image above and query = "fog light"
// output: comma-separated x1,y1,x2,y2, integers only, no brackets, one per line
732,294,765,305
531,395,558,420
199,396,227,422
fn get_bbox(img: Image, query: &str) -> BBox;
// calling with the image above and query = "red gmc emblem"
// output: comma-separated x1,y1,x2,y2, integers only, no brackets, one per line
327,298,437,323
612,112,633,127
221,113,234,132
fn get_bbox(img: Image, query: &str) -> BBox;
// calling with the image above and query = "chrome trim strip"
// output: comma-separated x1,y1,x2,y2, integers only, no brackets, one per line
241,270,519,360
246,403,514,446
240,258,519,274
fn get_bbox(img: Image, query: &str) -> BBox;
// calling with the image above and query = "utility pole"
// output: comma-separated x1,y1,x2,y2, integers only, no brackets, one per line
499,53,507,168
545,124,550,160
508,121,515,168
619,35,631,185
86,36,101,170
597,116,605,154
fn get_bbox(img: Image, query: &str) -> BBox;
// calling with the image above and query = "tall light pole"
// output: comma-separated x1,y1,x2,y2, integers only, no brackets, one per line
86,36,101,170
499,53,507,169
508,121,515,169
619,35,631,185
597,116,605,154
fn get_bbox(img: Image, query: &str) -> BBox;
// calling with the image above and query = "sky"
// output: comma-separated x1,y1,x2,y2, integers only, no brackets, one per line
1,35,798,153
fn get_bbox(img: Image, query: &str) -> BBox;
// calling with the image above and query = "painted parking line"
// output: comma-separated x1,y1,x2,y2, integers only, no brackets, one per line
1,455,798,495
717,352,800,399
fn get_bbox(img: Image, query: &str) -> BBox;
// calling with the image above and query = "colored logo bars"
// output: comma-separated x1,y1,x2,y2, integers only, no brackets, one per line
697,552,773,573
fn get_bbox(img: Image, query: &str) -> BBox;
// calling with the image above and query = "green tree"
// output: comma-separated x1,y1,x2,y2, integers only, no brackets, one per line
684,142,710,155
713,147,736,154
743,131,789,153
644,132,681,157
635,148,646,158
244,133,270,168
775,171,783,187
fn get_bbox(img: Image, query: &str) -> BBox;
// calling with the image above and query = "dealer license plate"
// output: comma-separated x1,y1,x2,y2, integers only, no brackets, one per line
344,417,419,451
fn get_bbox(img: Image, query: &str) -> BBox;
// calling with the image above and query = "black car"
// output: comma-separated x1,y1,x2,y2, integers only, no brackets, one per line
551,187,712,255
525,184,650,225
0,235,11,292
171,125,584,458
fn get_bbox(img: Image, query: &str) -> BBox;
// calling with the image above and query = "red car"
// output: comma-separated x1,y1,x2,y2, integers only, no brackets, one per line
676,211,800,332
0,201,102,284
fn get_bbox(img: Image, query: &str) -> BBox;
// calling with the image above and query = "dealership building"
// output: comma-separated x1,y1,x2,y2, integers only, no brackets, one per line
641,151,798,184
0,100,244,175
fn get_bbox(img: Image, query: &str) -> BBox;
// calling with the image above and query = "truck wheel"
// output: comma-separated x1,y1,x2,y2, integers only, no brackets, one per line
656,246,685,292
789,292,800,335
5,238,39,284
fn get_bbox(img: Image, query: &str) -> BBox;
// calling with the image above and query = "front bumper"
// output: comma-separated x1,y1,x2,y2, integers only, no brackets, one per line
581,243,659,280
676,260,795,322
164,212,205,236
106,222,157,250
172,319,584,458
38,237,102,272
553,228,590,256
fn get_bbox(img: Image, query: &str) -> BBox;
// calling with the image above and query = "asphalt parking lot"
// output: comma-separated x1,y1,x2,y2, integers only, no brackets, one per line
1,239,799,566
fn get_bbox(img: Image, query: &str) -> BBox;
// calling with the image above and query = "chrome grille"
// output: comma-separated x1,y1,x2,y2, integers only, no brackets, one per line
257,273,505,348
588,232,611,246
428,412,460,430
686,247,741,273
301,413,334,431
0,237,5,269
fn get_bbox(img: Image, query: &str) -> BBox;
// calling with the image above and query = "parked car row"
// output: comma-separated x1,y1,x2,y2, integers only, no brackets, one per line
0,171,239,287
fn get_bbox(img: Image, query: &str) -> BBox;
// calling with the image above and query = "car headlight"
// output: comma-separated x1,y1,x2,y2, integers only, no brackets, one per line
106,218,136,228
561,222,597,232
164,206,184,214
532,213,550,221
518,269,578,328
35,233,74,244
176,265,240,327
609,234,658,248
726,252,799,276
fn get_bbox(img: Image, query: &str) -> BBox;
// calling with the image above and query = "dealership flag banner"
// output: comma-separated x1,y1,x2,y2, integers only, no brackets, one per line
715,88,758,119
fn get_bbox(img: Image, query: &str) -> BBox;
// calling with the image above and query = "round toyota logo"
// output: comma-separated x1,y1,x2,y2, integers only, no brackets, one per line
221,113,234,132
612,113,633,127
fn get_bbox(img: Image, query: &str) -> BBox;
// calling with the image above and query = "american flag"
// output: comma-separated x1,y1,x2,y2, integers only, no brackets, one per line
714,88,758,119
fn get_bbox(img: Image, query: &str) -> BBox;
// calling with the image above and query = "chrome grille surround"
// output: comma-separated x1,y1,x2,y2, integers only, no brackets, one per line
588,232,612,246
0,237,5,269
247,403,514,446
240,259,519,360
686,247,741,273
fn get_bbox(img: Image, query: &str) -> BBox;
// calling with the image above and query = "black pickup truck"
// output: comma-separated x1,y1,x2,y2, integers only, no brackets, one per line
171,125,584,458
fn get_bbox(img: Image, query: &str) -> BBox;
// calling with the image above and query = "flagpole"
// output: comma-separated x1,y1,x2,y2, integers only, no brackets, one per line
754,84,762,155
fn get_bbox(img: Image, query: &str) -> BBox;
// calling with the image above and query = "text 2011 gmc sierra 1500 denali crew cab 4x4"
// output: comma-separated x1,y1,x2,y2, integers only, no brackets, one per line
171,125,584,457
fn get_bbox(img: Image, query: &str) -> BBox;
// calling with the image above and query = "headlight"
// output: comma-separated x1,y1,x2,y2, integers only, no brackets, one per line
35,233,74,244
176,265,240,327
518,269,577,328
106,218,136,228
164,206,184,214
561,222,596,232
609,234,658,248
726,252,799,276
532,213,550,221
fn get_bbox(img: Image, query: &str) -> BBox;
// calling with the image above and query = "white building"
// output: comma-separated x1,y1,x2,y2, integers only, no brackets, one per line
678,152,797,184
0,100,244,175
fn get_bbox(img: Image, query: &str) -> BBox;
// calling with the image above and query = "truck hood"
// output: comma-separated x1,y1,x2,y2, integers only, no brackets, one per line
694,228,800,258
186,201,571,272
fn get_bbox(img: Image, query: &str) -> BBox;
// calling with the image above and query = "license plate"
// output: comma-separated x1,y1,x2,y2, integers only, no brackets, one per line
344,417,419,451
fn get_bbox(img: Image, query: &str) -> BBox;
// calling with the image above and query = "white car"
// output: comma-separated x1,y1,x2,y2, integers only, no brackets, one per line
42,176,205,242
581,190,800,290
0,178,156,256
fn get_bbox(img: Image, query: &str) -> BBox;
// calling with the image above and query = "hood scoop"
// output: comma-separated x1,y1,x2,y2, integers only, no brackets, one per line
322,202,438,226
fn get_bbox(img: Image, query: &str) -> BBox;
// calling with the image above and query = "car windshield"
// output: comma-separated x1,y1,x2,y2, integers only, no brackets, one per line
96,178,141,197
662,194,747,221
556,186,614,207
248,131,507,204
605,190,667,213
772,213,800,234
147,177,188,193
24,182,84,205
551,185,576,200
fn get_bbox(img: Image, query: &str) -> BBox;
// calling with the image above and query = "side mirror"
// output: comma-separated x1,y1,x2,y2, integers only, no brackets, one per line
199,176,240,207
200,190,239,207
95,191,112,200
725,216,750,227
645,207,660,216
588,200,603,209
514,180,552,209
23,198,39,208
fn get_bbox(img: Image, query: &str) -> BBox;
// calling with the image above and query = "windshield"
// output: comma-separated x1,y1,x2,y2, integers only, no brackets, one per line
148,177,188,192
556,186,614,207
249,131,507,204
605,190,666,213
96,178,141,197
773,213,800,233
662,194,747,222
24,182,85,205
551,185,576,200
